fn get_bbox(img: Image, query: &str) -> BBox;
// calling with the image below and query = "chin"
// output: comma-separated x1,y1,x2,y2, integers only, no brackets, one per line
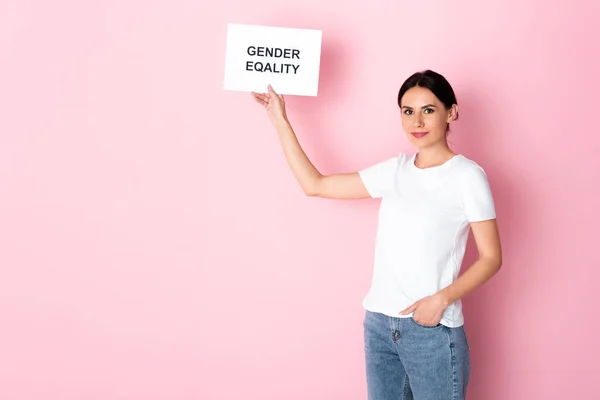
411,136,445,148
408,137,433,148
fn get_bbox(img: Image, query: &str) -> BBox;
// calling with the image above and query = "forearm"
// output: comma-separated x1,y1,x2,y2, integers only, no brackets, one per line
438,256,502,307
274,118,322,195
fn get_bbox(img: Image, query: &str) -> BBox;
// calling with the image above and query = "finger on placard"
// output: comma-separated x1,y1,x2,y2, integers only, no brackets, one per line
268,84,280,99
268,86,284,102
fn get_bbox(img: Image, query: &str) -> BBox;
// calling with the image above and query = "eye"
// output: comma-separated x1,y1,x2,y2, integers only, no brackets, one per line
403,109,413,115
424,108,434,114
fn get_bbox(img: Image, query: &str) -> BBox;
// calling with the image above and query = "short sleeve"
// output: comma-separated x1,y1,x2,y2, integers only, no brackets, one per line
358,156,399,198
461,166,496,222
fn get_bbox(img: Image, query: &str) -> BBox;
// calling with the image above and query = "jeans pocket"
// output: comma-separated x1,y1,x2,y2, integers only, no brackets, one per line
410,316,442,329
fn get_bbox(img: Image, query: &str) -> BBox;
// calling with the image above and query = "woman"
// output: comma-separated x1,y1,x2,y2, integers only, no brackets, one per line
251,70,502,400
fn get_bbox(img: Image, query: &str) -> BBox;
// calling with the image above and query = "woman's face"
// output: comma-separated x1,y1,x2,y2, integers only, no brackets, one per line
399,86,457,149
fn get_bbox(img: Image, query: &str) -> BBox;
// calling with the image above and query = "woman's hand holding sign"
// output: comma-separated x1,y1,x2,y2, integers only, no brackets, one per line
251,85,288,127
251,85,371,200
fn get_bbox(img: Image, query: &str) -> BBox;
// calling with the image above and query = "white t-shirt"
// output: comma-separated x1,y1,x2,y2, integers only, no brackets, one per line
358,152,496,327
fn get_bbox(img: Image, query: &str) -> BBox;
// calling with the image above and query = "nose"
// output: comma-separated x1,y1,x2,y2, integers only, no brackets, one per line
412,114,424,128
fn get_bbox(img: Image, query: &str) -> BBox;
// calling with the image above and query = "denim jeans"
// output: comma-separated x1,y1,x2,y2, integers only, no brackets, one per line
364,310,471,400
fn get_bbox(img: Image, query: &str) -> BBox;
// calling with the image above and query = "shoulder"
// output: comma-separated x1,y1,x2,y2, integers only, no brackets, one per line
453,155,490,179
368,152,410,169
451,155,494,196
452,155,496,218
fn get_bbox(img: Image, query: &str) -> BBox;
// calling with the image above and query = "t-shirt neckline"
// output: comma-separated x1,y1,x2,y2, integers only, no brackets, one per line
410,153,462,172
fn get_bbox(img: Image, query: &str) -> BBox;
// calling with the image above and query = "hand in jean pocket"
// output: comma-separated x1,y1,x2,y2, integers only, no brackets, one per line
399,292,449,326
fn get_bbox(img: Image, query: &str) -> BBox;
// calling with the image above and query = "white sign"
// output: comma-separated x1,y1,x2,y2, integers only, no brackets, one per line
223,23,322,96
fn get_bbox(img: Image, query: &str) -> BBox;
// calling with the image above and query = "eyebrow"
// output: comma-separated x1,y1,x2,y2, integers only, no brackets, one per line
401,104,437,109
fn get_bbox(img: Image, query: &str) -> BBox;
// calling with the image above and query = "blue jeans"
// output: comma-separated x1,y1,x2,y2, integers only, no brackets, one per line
364,310,471,400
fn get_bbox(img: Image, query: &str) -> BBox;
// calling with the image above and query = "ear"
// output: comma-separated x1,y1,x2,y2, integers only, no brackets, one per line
447,104,459,123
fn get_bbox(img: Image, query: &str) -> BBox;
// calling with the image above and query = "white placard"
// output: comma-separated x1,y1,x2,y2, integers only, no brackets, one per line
223,23,322,96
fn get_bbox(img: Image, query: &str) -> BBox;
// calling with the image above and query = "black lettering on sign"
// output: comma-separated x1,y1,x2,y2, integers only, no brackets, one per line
245,46,302,74
246,62,301,74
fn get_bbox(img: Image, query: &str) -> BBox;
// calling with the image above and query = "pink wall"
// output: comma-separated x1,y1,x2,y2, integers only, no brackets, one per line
1,0,598,399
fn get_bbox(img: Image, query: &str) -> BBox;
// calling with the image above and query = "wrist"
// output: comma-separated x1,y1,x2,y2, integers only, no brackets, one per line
436,290,452,308
273,115,289,129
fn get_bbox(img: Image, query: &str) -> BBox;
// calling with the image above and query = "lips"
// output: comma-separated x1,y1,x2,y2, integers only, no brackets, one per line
411,131,429,138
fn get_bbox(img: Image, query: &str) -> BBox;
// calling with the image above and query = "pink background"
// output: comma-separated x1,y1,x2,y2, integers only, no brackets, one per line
1,1,598,399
